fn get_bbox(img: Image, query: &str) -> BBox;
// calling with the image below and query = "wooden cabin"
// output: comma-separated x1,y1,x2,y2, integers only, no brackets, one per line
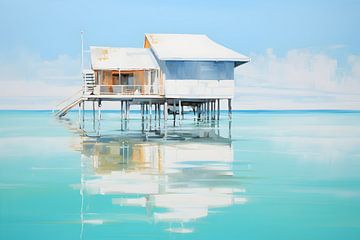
144,34,249,99
55,34,249,123
89,47,162,97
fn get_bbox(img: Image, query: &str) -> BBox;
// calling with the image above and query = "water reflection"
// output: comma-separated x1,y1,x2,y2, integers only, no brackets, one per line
78,128,247,235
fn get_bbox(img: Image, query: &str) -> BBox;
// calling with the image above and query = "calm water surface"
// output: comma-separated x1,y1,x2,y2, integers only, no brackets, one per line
0,110,360,239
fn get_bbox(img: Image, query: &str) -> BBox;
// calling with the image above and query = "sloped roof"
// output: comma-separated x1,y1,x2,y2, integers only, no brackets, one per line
145,34,250,66
90,47,159,71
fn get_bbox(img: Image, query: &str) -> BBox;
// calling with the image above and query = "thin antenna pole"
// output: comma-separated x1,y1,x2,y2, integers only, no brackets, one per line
81,31,84,72
81,31,85,94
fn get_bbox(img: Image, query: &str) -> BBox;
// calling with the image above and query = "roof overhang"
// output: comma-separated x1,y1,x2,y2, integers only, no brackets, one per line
90,47,160,71
144,33,250,65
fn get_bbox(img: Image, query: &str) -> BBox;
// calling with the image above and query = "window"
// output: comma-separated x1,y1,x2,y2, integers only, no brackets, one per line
165,61,234,80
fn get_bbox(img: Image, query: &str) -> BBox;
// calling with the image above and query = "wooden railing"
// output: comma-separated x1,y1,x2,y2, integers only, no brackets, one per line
91,85,161,96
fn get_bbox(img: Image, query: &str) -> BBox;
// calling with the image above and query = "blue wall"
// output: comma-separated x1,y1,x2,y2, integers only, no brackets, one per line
164,61,235,80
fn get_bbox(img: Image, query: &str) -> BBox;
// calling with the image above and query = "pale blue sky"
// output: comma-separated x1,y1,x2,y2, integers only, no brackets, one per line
0,0,360,109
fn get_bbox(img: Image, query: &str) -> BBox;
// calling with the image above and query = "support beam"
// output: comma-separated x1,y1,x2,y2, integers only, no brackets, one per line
145,103,149,131
120,100,124,120
217,99,220,121
164,100,168,139
206,100,210,121
82,100,85,130
154,103,157,121
228,98,232,120
97,100,101,136
179,99,182,125
126,101,130,120
149,101,152,131
211,100,214,120
197,104,201,121
78,102,81,129
141,103,144,133
173,99,176,127
164,101,168,121
158,104,161,130
98,100,101,121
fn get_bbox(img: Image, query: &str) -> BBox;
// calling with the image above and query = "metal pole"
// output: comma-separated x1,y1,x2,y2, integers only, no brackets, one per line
173,99,176,127
212,100,215,120
228,98,232,120
78,102,81,129
97,100,101,136
141,103,144,133
164,101,168,139
158,104,161,130
82,100,85,130
126,101,129,130
196,104,200,121
164,101,168,121
217,99,220,121
206,100,210,121
154,103,157,122
120,101,123,120
178,99,182,125
149,101,152,131
98,100,101,120
127,101,130,120
81,31,84,72
228,120,232,139
145,103,149,131
92,100,95,131
125,101,128,120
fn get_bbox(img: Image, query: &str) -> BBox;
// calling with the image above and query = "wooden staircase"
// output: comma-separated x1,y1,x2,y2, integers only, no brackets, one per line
55,97,84,118
53,89,84,118
83,71,95,93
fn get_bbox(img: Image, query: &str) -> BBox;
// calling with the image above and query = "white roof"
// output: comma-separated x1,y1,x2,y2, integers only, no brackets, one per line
90,47,159,71
145,34,250,66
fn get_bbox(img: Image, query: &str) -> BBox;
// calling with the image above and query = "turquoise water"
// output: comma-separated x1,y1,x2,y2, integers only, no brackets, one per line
1,110,360,239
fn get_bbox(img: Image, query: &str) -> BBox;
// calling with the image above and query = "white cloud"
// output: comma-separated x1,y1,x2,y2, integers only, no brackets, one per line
235,48,360,109
0,50,81,109
1,48,360,110
328,44,347,49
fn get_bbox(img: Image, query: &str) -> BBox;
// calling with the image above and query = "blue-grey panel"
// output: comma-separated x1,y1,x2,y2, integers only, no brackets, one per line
165,61,234,80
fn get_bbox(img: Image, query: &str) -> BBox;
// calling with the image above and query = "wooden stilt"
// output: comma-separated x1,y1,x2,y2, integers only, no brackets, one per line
145,103,149,131
82,100,85,130
164,100,168,138
98,100,101,121
158,104,161,130
149,101,152,131
78,102,81,129
206,100,210,121
173,99,176,127
127,101,130,120
228,98,232,120
179,99,182,125
120,101,123,120
198,104,200,122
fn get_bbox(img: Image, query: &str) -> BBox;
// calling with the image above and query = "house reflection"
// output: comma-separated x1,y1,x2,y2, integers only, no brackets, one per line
79,129,247,234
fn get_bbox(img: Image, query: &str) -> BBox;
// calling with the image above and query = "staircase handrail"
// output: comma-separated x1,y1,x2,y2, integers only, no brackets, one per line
53,89,83,113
